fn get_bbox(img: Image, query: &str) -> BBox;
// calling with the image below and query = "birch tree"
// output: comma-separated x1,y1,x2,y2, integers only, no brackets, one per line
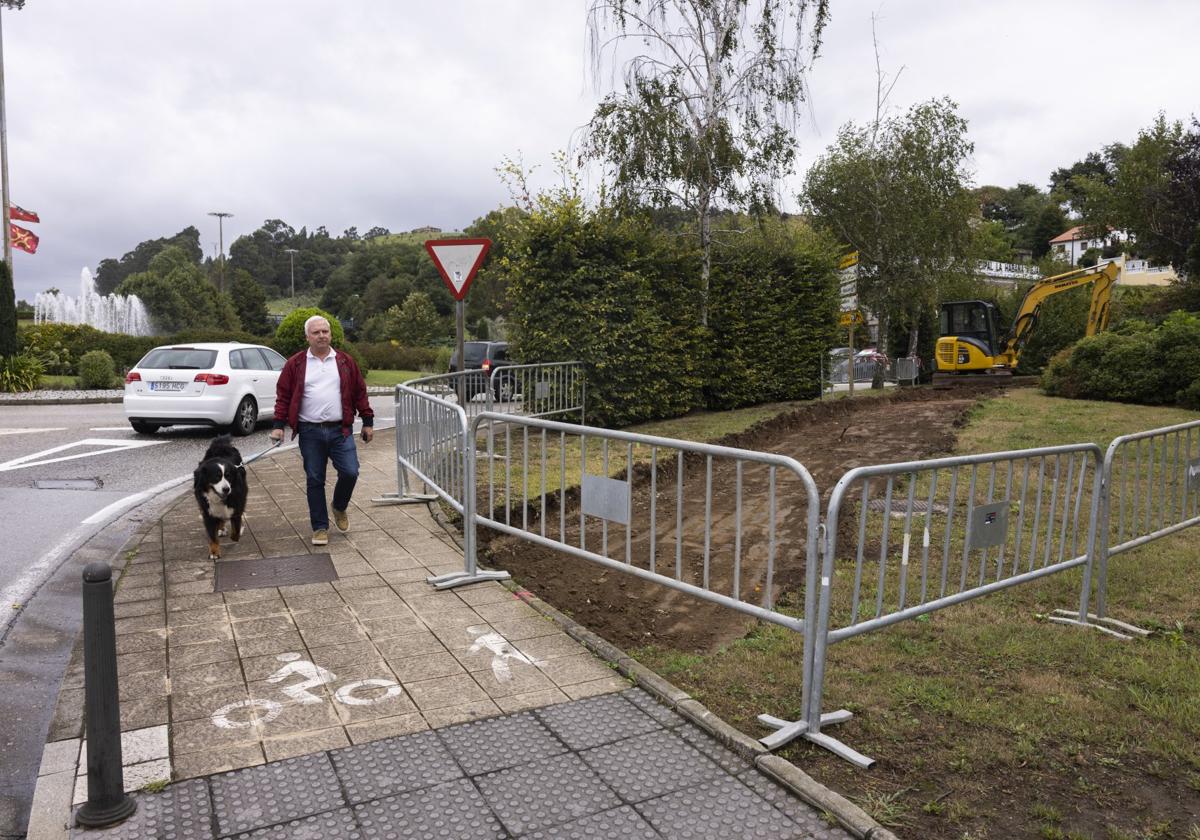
582,0,830,325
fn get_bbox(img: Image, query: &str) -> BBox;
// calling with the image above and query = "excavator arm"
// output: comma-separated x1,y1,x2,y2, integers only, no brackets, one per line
1000,262,1120,363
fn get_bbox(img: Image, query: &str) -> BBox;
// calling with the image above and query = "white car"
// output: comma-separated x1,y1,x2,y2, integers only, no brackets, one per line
123,342,287,435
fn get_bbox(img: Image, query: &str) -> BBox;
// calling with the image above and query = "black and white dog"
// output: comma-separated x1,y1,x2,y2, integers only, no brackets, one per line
193,435,248,560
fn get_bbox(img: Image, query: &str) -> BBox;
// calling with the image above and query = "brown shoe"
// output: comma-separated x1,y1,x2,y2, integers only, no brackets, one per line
311,529,329,546
332,508,349,532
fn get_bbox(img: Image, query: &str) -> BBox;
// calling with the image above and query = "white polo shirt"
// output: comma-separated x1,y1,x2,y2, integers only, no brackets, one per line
299,348,342,423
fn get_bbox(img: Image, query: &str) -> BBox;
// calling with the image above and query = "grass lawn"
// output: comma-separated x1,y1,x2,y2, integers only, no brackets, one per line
629,389,1200,839
366,369,424,387
265,294,322,315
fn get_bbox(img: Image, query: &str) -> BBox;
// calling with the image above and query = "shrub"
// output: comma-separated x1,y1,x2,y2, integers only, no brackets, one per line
0,353,44,393
1042,310,1200,408
354,341,440,372
433,346,453,373
274,308,344,356
78,350,117,389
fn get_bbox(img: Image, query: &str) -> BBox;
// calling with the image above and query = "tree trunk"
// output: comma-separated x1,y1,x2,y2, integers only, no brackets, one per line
871,311,889,389
698,198,711,327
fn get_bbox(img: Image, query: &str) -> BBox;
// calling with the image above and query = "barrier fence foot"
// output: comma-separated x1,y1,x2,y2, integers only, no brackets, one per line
758,709,874,769
427,569,512,590
372,492,439,506
1048,608,1150,640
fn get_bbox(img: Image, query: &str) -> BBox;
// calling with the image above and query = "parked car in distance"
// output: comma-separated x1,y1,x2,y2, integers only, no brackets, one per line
123,342,287,435
447,340,517,401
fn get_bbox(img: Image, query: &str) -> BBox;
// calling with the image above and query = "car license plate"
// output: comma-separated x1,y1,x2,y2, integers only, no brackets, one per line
150,381,185,391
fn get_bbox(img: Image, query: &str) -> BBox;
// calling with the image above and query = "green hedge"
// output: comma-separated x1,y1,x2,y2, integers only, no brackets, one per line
706,221,839,408
1041,310,1200,409
499,198,837,426
501,201,705,427
354,342,441,373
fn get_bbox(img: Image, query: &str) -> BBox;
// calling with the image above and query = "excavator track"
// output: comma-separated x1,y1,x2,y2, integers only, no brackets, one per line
931,371,1039,390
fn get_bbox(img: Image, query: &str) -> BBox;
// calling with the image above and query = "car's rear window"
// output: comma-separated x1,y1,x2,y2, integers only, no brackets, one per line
463,342,486,365
138,348,217,370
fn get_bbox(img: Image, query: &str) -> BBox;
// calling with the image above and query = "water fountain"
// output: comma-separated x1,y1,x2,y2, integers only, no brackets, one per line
33,268,152,335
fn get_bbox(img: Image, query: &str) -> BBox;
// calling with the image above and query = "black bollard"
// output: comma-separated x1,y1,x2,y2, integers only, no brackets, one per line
74,562,137,827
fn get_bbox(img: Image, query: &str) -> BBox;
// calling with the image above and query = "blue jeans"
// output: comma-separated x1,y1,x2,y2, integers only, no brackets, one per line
297,423,359,532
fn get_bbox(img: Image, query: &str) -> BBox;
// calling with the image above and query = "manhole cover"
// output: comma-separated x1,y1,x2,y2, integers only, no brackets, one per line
214,553,337,592
35,478,102,490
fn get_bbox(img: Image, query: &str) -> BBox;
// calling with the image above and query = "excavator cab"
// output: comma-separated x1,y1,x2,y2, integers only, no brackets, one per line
936,300,1004,372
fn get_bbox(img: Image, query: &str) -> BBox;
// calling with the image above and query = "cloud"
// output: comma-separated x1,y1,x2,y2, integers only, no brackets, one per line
4,0,1197,301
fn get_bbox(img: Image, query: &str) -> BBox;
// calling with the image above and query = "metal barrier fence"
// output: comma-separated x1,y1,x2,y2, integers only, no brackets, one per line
469,411,836,743
786,443,1104,767
399,362,585,424
372,383,510,588
1093,419,1200,623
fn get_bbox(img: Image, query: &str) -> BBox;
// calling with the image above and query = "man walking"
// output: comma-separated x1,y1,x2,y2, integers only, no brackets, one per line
270,315,374,545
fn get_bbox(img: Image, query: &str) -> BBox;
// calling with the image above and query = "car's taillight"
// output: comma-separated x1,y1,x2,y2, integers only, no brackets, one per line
125,371,141,383
194,373,229,386
481,359,492,372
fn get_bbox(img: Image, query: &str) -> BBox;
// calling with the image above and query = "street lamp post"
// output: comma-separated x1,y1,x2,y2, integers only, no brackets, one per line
207,211,233,293
283,248,298,299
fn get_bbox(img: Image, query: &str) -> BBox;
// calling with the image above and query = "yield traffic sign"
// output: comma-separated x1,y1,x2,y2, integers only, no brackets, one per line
424,238,492,301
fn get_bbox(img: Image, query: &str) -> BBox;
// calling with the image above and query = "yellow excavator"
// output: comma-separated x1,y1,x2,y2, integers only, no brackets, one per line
934,261,1120,382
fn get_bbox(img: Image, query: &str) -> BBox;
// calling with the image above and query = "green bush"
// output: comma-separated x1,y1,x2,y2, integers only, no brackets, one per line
433,346,453,374
355,341,440,372
500,199,705,427
274,308,345,356
78,350,117,389
1042,310,1200,408
705,220,839,408
0,353,44,393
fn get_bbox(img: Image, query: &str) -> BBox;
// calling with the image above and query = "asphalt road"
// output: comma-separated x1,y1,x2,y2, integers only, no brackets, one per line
0,396,396,838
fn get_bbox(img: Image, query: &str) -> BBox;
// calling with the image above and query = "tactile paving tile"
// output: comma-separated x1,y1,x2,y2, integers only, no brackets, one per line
211,752,345,836
736,769,855,839
437,710,567,775
535,693,659,750
579,729,724,802
353,778,505,840
229,806,361,839
330,730,463,804
71,778,211,840
474,752,621,836
674,722,752,773
635,775,807,840
621,688,685,727
523,805,661,839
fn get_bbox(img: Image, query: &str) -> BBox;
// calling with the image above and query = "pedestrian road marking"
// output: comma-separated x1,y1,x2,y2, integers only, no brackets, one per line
0,438,167,472
0,427,67,436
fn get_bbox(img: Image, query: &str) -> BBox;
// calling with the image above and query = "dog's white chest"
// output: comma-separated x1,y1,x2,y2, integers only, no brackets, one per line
204,489,235,521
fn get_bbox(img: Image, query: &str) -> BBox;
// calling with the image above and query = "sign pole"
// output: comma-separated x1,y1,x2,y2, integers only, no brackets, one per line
455,287,465,407
848,324,855,397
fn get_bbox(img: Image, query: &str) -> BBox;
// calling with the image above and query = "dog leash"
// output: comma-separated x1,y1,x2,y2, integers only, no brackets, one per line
236,438,283,469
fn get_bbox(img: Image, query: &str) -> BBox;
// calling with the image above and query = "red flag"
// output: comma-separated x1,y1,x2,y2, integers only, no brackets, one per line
10,205,39,223
10,223,39,254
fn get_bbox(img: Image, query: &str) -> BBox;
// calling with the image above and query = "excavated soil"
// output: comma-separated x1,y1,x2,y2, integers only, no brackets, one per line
482,388,984,653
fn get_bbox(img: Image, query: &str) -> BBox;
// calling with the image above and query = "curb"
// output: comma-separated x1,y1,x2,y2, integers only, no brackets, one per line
425,504,895,840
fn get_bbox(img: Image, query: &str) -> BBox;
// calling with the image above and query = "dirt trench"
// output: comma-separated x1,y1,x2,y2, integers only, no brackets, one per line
481,388,987,653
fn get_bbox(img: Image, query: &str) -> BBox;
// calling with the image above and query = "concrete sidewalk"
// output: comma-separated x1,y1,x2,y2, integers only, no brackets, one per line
28,431,886,839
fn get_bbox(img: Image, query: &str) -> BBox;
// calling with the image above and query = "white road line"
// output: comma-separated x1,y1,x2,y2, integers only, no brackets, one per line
89,426,134,432
0,438,167,472
0,427,67,436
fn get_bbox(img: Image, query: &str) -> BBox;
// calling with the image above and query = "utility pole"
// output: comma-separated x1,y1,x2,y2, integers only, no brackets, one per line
1,7,12,268
284,248,298,299
208,211,233,293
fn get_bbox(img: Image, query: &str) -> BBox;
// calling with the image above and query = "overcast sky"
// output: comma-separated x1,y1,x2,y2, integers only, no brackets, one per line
5,0,1198,301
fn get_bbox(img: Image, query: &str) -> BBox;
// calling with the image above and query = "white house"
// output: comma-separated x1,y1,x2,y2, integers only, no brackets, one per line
1048,226,1112,265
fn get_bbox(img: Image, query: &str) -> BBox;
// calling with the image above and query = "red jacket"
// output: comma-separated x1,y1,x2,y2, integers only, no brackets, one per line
272,349,373,437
